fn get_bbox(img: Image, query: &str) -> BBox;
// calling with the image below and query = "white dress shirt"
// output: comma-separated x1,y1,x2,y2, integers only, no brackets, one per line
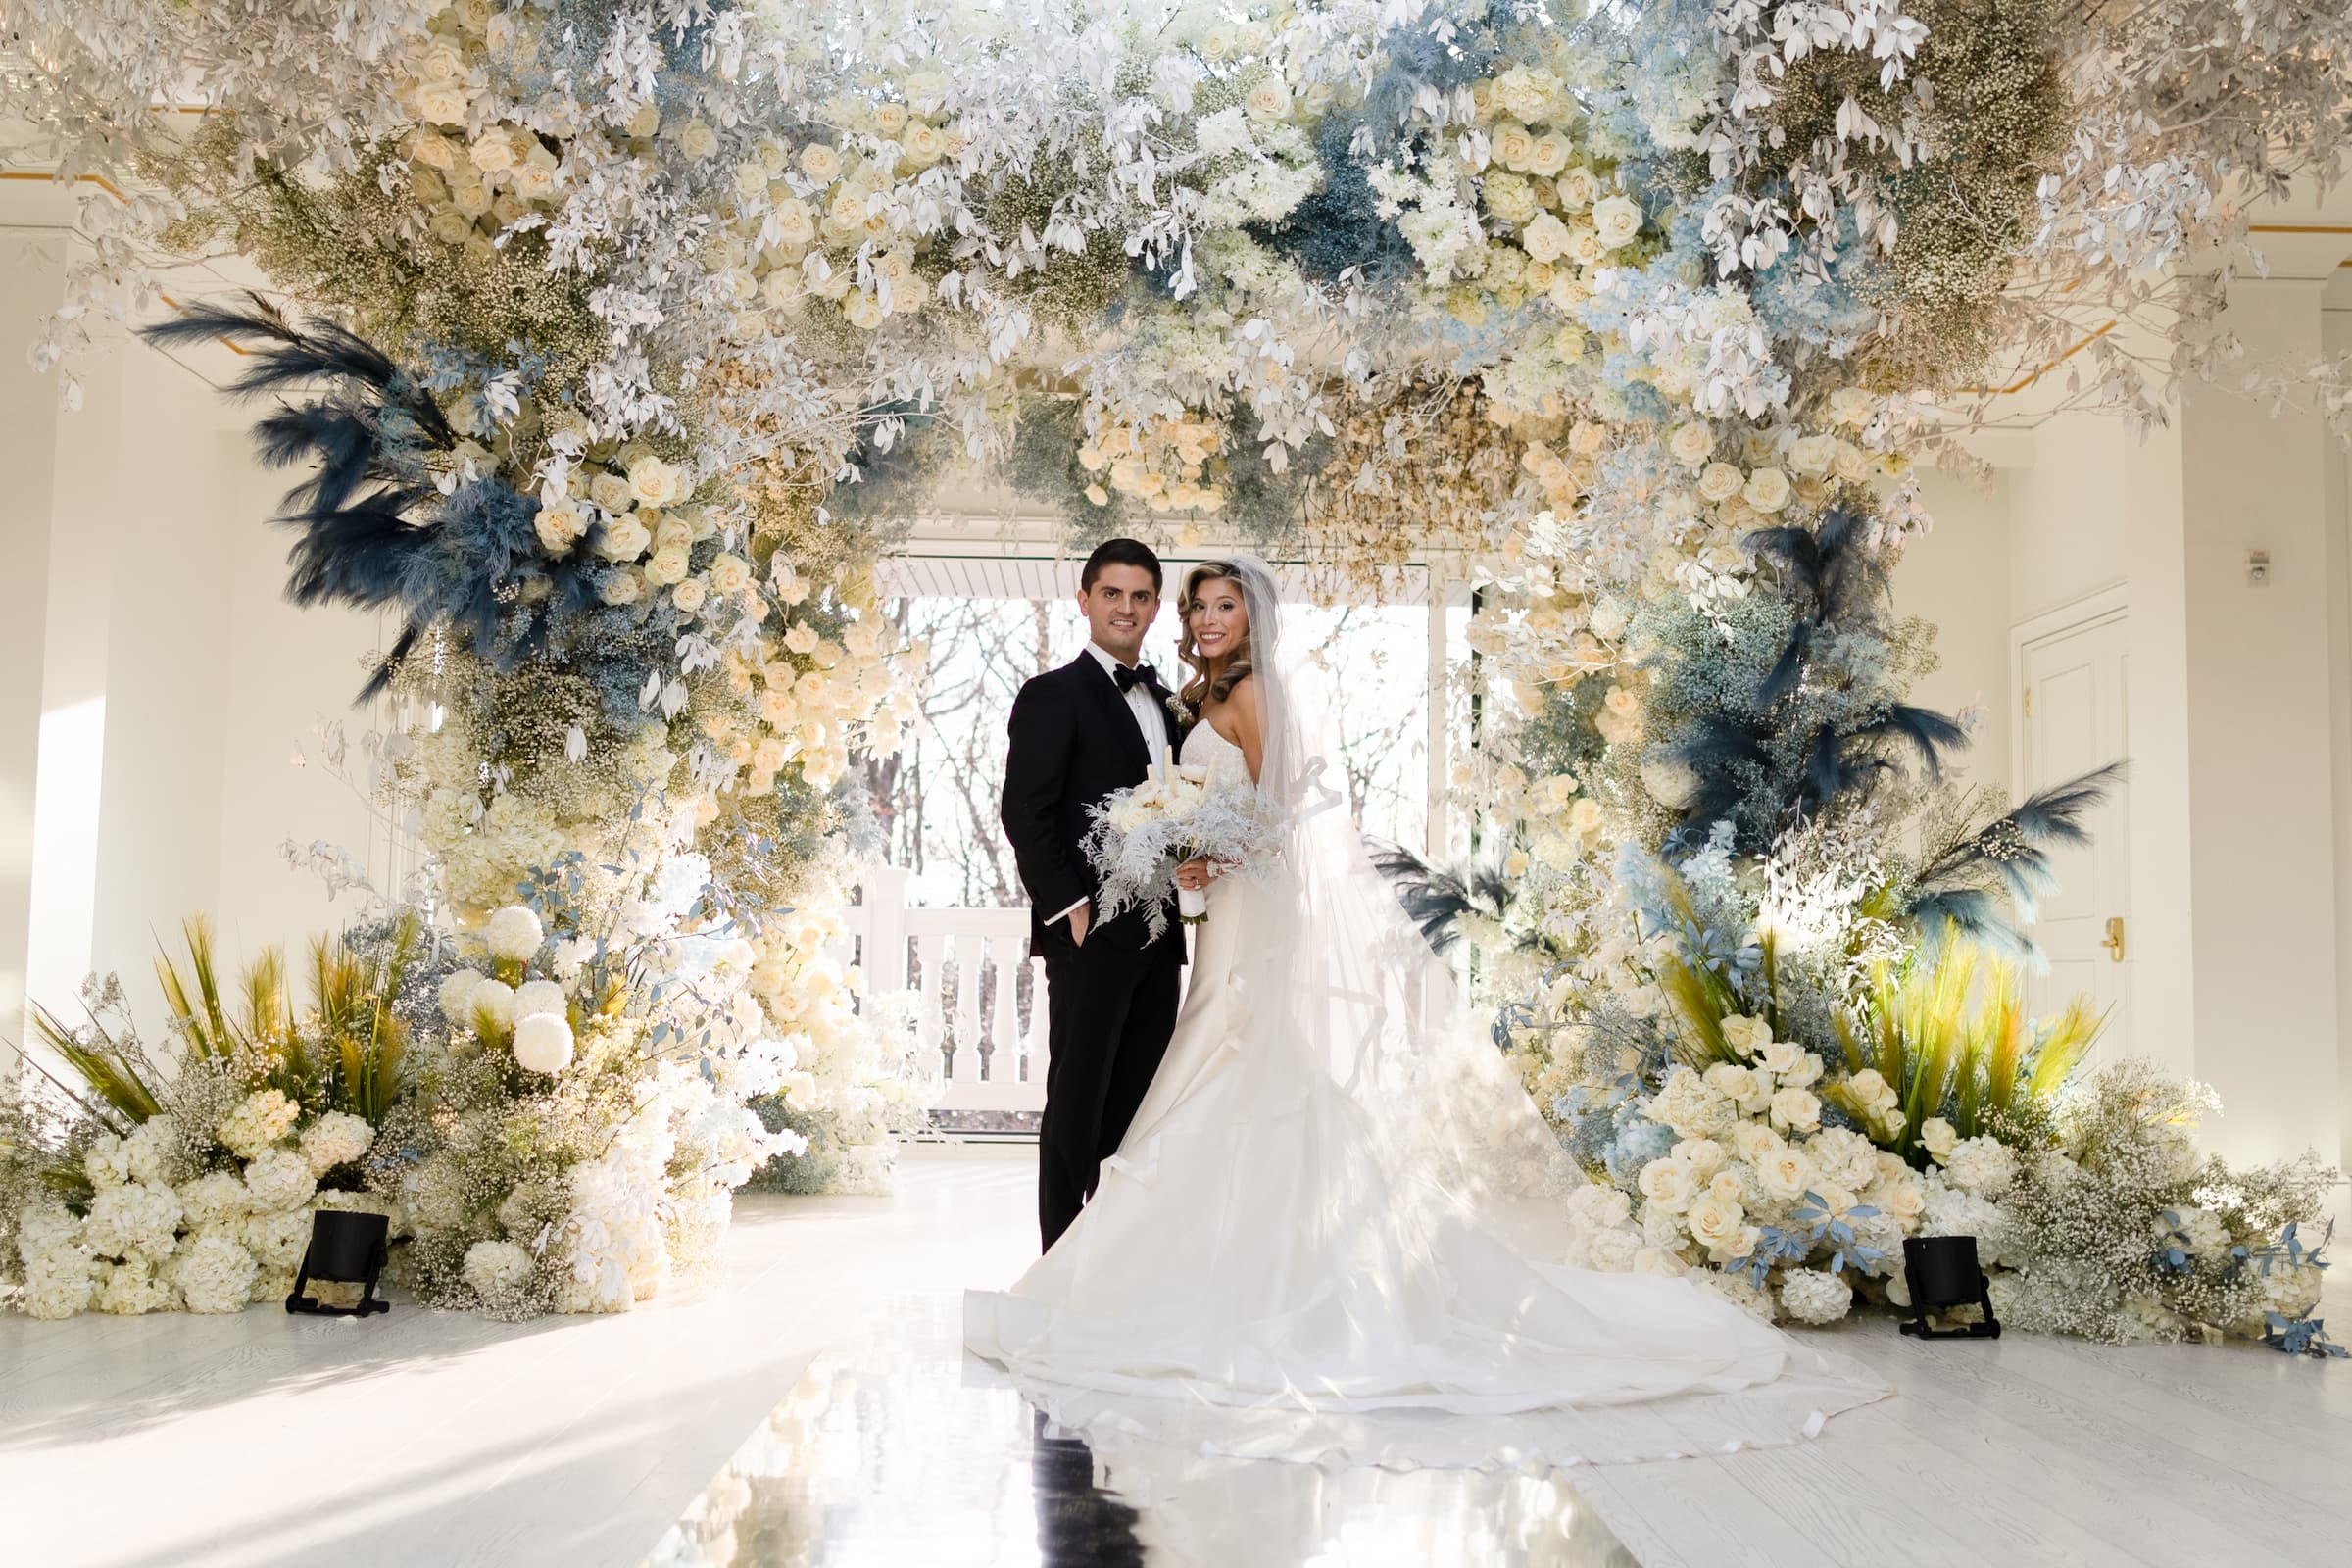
1052,643,1169,928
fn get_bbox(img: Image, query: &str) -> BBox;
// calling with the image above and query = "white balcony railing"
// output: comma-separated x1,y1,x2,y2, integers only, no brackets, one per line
838,867,1049,1116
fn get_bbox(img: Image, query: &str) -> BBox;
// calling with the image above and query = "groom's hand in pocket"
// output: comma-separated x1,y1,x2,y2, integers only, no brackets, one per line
1067,903,1091,947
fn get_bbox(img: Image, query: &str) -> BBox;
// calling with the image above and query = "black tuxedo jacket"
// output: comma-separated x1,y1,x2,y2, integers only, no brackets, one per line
1002,653,1188,957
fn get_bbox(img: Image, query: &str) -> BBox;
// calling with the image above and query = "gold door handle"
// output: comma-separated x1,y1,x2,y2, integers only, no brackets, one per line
2100,916,2125,962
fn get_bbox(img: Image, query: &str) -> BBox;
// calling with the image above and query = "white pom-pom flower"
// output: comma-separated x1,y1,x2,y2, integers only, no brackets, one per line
438,968,487,1027
484,904,546,961
513,1011,576,1074
514,979,569,1019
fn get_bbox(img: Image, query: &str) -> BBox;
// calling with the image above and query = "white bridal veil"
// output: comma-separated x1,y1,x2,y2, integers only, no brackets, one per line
965,553,1887,1478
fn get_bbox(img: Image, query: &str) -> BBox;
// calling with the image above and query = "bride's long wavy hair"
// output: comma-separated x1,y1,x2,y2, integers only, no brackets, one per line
1177,562,1256,710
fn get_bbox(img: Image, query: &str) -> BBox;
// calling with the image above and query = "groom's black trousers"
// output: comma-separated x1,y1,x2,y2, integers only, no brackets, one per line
1036,926,1183,1250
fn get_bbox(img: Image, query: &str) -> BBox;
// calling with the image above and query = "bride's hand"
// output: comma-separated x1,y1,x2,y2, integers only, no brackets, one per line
1174,858,1218,891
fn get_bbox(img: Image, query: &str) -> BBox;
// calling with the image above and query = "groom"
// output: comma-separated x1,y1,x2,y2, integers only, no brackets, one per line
1002,538,1188,1251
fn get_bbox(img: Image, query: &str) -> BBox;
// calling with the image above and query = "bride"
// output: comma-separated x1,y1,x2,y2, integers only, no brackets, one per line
965,555,1886,1470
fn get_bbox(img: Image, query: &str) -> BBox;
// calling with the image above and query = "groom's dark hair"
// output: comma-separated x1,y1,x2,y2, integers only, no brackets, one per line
1080,537,1163,593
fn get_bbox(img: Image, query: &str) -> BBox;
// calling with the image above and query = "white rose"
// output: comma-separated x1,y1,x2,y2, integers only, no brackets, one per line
512,1011,576,1074
1770,1087,1822,1134
772,198,817,249
534,499,588,554
1592,193,1642,250
1760,1148,1814,1203
600,569,642,606
1526,132,1572,178
1758,1038,1803,1077
1789,433,1838,474
871,101,909,136
679,120,719,160
1675,1139,1728,1180
1554,166,1597,210
844,291,888,331
1244,76,1292,122
1920,1116,1959,1162
1717,1014,1772,1057
623,101,662,139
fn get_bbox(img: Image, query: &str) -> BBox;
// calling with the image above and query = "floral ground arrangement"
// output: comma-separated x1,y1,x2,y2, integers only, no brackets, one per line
4,0,2348,1330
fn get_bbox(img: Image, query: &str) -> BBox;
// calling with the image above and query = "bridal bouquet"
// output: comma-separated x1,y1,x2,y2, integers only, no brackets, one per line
1084,761,1279,936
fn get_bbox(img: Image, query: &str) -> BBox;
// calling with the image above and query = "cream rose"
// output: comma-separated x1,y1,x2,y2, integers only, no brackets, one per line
595,516,651,563
416,80,469,125
1684,1192,1747,1258
1592,193,1642,250
1718,1013,1772,1057
1244,76,1292,122
708,552,753,598
1526,132,1572,178
679,119,720,160
1761,1148,1814,1203
871,101,909,136
1492,122,1538,172
902,121,947,167
1920,1116,1959,1162
468,130,516,172
627,454,685,507
800,142,842,183
1696,462,1746,505
644,546,691,587
1638,1157,1696,1212
1742,466,1793,513
1668,421,1715,467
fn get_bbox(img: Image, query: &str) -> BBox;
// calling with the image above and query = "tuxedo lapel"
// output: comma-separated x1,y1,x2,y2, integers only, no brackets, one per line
1068,654,1154,775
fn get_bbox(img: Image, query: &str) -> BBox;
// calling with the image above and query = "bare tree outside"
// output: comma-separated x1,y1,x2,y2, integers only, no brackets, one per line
864,595,1438,908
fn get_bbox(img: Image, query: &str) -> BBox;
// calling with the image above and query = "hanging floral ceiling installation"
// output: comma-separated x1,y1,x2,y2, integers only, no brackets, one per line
3,0,2348,1336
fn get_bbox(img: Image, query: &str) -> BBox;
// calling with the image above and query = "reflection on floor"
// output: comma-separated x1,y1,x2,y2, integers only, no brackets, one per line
644,1297,1637,1568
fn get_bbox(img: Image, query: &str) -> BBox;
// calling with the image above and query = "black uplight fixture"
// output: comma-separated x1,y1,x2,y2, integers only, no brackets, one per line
1897,1235,1999,1340
286,1209,392,1317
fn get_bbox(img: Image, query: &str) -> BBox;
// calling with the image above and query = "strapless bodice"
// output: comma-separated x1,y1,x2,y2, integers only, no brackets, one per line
1180,716,1250,789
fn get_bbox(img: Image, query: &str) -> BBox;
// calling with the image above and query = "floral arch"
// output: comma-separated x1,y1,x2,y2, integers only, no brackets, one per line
4,0,2348,1340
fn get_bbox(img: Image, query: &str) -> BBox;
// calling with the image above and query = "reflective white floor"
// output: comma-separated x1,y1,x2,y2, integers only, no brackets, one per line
643,1297,1636,1568
10,1151,2351,1568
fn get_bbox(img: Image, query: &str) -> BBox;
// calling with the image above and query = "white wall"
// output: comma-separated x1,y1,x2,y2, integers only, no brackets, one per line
0,221,381,1058
1900,469,2013,797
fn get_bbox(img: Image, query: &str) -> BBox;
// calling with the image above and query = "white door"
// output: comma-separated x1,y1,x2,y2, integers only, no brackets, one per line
2020,612,2132,1060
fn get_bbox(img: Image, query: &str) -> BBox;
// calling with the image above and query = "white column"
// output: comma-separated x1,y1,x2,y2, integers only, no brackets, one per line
1424,560,1449,858
0,234,68,1057
2171,277,2342,1170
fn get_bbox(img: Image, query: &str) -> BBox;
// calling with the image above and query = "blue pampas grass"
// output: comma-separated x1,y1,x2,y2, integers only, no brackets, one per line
138,297,612,701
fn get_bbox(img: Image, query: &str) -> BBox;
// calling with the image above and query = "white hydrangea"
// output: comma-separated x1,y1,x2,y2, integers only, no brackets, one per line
83,1134,134,1189
218,1089,300,1159
1940,1135,2017,1198
299,1111,374,1175
243,1148,319,1213
170,1233,259,1314
18,1204,97,1319
82,1181,184,1261
1780,1268,1856,1325
243,1206,317,1271
1647,1066,1735,1140
463,1238,536,1303
485,904,546,960
93,1255,178,1315
123,1117,184,1186
176,1171,251,1230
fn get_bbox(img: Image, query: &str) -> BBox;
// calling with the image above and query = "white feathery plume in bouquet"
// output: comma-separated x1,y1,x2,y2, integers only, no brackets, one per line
1083,749,1280,938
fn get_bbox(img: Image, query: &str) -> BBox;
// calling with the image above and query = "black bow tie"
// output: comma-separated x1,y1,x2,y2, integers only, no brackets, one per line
1113,662,1159,693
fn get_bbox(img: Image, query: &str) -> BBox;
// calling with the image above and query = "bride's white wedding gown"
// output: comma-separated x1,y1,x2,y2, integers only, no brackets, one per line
966,706,1887,1473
